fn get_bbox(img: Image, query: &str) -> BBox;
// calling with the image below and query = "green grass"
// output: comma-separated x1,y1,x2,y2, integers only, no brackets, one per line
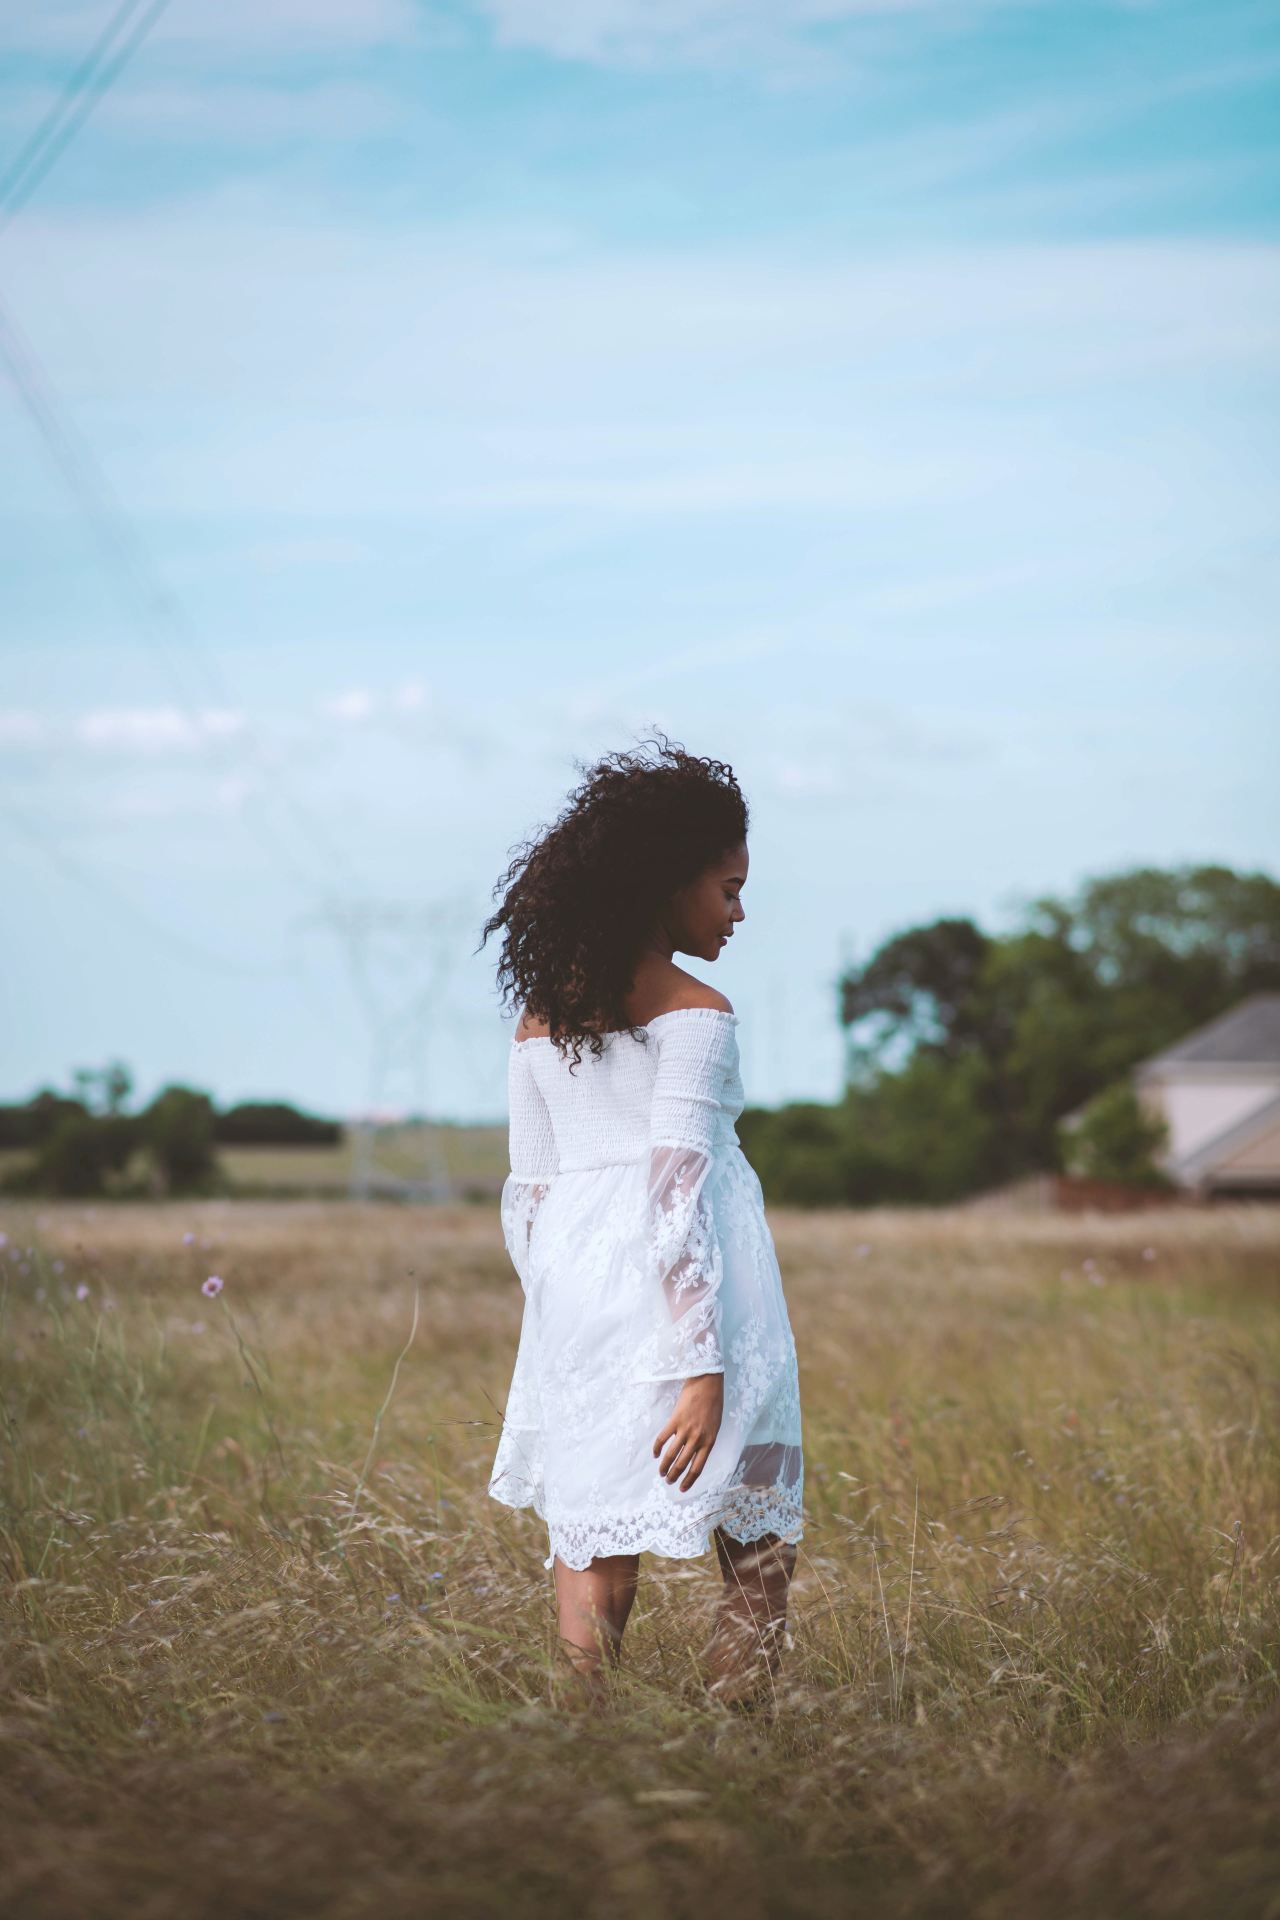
1,1198,1277,1918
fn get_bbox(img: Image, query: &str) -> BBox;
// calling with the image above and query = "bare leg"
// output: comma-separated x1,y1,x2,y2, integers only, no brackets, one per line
704,1527,797,1706
551,1551,641,1707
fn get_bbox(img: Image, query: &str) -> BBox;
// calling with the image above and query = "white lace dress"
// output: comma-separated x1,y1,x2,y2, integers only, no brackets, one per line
488,1006,805,1571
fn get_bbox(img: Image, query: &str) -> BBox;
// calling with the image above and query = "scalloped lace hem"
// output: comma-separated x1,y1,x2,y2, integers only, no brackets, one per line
488,1481,804,1572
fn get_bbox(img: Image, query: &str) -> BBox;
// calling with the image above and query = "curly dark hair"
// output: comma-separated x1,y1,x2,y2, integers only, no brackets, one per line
478,730,749,1071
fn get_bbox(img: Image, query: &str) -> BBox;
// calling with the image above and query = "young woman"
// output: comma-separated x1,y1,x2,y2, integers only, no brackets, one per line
480,734,804,1708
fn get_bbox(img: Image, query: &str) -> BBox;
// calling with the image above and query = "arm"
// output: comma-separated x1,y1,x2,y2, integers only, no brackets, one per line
499,1040,558,1293
628,1013,737,1385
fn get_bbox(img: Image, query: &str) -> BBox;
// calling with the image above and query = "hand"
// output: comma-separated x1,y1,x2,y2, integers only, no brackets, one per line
653,1373,724,1490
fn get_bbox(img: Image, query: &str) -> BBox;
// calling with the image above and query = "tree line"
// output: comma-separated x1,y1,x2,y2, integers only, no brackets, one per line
0,1066,341,1199
736,862,1280,1205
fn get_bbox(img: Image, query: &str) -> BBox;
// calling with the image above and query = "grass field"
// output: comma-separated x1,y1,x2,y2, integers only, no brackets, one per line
2,1198,1277,1918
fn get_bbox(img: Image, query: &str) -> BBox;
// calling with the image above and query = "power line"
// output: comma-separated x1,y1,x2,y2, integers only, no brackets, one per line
3,798,283,979
0,290,353,897
0,0,364,900
0,1,481,1151
0,0,174,237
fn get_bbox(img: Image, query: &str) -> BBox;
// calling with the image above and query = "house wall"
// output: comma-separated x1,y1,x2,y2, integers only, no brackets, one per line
1143,1073,1280,1168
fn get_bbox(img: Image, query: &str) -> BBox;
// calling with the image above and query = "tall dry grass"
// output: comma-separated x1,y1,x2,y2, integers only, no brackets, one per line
2,1198,1277,1918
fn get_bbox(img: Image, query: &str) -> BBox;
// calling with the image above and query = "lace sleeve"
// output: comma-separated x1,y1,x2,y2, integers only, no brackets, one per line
627,1012,737,1385
500,1040,558,1293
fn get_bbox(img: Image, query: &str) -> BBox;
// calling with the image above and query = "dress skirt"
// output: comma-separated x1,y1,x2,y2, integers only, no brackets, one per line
487,1142,805,1572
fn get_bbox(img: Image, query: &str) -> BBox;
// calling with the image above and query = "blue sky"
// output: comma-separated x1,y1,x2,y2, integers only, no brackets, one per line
1,0,1277,1125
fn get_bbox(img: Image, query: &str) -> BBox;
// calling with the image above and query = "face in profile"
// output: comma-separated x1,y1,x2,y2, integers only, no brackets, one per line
666,840,748,965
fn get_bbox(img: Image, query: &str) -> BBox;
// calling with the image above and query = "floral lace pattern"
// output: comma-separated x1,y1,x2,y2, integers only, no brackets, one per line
490,1010,804,1572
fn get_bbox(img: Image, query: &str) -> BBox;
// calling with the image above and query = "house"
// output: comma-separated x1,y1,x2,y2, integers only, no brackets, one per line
1132,993,1280,1199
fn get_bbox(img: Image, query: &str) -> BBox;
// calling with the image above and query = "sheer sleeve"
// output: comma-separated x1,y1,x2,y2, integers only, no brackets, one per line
500,1041,558,1293
627,1012,737,1386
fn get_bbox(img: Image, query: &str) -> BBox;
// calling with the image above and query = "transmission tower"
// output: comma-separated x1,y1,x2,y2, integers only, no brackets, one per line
298,892,479,1204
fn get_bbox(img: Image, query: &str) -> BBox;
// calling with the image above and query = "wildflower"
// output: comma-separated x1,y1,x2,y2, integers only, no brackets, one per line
1142,1246,1157,1261
854,1242,871,1259
0,1232,7,1249
75,1281,91,1301
182,1231,196,1246
202,1275,224,1297
52,1260,65,1274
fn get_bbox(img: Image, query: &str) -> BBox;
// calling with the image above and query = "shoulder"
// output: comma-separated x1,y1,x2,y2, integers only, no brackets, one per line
651,966,733,1019
514,1005,551,1043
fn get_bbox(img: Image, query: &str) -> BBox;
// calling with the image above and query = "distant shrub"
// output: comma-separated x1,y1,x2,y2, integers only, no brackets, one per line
737,1104,898,1208
144,1086,218,1193
0,1091,88,1151
33,1113,142,1197
214,1102,343,1147
1059,1080,1172,1188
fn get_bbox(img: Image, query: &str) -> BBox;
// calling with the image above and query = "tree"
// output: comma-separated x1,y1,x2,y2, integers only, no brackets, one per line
71,1061,134,1116
35,1113,141,1197
144,1086,217,1194
1060,1082,1172,1188
839,917,993,1075
214,1101,342,1146
830,860,1280,1203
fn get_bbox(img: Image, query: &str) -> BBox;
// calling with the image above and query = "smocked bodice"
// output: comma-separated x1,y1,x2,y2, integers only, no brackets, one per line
509,1007,744,1174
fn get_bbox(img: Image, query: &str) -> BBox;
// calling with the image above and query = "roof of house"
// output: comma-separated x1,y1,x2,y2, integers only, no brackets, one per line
1136,992,1280,1074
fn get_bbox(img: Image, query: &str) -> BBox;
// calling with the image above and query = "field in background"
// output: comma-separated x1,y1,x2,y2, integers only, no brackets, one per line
2,1199,1277,1917
218,1121,508,1197
0,1121,511,1202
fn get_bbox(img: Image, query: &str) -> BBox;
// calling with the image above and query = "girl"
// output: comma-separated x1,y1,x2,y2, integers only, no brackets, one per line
480,734,804,1708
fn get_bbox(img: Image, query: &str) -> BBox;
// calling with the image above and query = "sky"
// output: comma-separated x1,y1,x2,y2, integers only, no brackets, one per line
1,0,1277,1126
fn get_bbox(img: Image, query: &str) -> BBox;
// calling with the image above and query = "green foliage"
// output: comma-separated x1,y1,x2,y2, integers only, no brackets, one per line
0,1090,88,1151
214,1101,342,1147
33,1112,142,1197
1060,1082,1173,1188
737,1104,887,1207
818,860,1280,1207
72,1059,134,1116
2,1066,342,1198
144,1085,218,1194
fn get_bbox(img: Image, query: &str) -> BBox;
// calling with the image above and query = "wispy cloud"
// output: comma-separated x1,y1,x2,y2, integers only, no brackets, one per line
472,0,1013,76
0,710,47,747
322,689,378,724
74,707,247,752
8,208,1276,528
4,0,424,57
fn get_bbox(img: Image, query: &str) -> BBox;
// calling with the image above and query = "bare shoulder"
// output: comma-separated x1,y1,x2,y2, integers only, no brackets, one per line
653,967,734,1018
514,1005,551,1042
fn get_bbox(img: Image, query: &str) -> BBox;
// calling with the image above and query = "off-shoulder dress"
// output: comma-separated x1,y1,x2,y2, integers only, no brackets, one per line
487,1006,804,1572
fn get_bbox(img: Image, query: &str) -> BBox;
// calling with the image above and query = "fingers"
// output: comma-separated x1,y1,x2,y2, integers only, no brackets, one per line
678,1445,710,1491
655,1431,713,1487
